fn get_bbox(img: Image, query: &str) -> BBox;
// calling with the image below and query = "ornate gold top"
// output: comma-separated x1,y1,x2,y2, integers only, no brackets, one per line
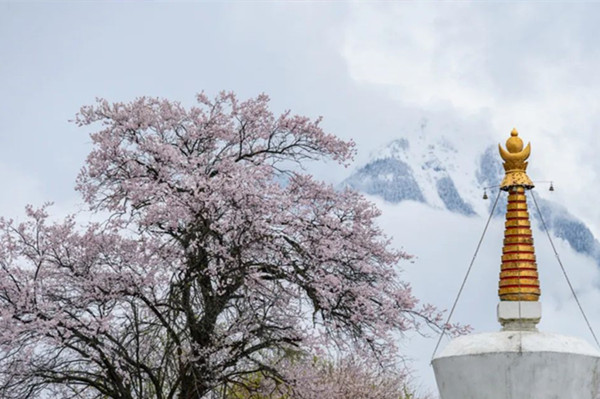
498,128,534,190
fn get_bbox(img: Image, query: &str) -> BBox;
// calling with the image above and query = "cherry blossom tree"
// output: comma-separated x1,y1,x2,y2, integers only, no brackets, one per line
0,92,457,398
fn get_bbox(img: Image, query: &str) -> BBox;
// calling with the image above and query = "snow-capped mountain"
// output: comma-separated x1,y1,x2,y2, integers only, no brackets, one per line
343,134,600,267
342,132,484,216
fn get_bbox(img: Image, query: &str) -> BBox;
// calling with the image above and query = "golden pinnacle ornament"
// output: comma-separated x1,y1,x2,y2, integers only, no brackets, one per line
499,128,534,190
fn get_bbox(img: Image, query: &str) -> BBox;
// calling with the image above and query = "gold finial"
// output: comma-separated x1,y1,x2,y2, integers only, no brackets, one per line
498,128,534,190
497,129,540,302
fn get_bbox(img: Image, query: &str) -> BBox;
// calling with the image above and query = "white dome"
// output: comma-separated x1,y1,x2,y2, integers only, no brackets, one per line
433,331,600,399
437,330,600,357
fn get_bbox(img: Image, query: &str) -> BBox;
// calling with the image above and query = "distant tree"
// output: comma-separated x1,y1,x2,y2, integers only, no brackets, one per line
0,92,458,398
224,352,426,399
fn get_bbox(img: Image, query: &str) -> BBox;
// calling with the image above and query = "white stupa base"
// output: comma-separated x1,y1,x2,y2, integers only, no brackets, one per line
433,331,600,399
497,301,541,331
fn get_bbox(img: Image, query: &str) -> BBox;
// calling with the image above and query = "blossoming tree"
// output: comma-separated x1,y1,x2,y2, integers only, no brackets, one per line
0,92,454,398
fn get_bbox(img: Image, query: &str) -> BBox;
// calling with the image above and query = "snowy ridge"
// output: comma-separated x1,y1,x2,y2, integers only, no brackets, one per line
342,130,481,216
343,138,600,268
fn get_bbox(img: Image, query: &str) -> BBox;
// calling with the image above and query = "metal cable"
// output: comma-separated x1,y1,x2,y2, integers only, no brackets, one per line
430,189,502,362
530,190,600,349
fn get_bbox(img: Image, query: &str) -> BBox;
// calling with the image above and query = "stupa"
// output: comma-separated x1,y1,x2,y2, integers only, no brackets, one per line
432,129,600,399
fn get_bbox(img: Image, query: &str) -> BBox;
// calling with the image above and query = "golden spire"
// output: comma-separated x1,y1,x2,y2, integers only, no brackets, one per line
498,129,540,301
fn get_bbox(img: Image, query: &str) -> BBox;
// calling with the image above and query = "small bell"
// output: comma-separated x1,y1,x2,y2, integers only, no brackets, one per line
549,182,554,192
483,189,488,200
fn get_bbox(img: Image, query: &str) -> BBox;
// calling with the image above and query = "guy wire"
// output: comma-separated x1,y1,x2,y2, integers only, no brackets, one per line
430,188,502,362
530,190,600,349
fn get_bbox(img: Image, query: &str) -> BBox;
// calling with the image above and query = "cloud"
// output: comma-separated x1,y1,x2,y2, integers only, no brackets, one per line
340,3,600,235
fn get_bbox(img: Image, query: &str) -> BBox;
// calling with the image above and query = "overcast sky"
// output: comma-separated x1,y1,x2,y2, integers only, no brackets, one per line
3,2,600,213
3,1,600,395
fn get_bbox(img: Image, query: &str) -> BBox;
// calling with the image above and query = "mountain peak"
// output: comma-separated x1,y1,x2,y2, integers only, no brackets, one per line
345,135,477,216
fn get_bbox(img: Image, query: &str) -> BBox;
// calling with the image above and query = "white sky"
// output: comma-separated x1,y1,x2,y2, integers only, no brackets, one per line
3,1,600,396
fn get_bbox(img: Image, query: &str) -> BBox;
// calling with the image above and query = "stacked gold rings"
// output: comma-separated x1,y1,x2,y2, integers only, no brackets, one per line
498,187,540,301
